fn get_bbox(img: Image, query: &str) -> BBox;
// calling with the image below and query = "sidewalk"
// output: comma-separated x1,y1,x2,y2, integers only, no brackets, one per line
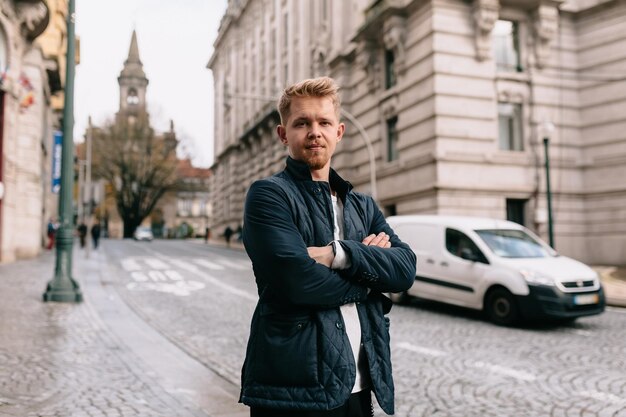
0,249,247,417
594,266,626,308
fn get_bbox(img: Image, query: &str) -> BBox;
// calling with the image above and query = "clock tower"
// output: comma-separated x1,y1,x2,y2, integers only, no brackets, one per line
117,30,148,118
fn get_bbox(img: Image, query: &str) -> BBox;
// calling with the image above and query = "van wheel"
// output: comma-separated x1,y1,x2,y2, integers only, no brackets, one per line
486,288,519,326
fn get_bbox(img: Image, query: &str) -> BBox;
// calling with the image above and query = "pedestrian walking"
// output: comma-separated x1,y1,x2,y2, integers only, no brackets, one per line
91,223,101,249
235,224,243,243
240,77,416,416
223,226,233,247
204,226,211,243
46,218,57,250
77,222,87,248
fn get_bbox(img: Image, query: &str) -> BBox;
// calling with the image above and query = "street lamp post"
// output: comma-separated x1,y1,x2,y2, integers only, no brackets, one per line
543,137,554,249
224,93,378,200
540,121,555,249
43,0,82,302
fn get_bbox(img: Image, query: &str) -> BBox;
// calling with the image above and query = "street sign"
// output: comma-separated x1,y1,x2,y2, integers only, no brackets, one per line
51,131,62,193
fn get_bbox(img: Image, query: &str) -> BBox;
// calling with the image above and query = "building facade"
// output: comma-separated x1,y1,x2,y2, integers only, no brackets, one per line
208,0,626,265
0,0,71,263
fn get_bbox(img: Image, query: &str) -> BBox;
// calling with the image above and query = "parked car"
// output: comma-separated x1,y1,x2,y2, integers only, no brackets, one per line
386,215,605,325
133,226,154,241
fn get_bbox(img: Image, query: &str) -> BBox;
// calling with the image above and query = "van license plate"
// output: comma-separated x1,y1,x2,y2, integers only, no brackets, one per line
574,294,599,305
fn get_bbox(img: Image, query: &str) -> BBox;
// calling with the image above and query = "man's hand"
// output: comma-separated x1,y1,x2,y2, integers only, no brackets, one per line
308,233,391,267
307,245,334,268
362,232,391,248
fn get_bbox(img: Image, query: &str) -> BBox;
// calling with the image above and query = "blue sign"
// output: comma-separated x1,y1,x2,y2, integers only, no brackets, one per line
51,131,62,193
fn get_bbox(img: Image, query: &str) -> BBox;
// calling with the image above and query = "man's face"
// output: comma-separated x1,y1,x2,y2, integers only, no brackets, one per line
277,96,345,173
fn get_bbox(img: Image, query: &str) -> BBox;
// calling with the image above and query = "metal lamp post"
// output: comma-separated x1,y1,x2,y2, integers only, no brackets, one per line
43,0,82,302
541,121,555,249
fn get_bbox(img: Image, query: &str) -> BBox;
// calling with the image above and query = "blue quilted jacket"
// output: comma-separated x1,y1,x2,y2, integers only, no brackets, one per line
240,157,417,414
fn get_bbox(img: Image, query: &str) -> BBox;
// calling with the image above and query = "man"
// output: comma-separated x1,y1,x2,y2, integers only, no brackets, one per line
241,77,417,416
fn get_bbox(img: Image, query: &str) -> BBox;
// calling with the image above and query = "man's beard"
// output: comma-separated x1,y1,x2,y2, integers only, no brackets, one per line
303,152,329,171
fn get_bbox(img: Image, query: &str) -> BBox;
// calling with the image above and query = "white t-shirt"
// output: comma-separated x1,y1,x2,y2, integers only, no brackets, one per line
331,194,370,393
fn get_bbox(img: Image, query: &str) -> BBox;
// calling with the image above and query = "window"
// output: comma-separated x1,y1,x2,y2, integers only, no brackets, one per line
384,49,396,89
506,199,527,226
493,20,522,72
476,229,552,258
445,229,488,263
386,116,399,162
283,12,288,49
498,103,523,151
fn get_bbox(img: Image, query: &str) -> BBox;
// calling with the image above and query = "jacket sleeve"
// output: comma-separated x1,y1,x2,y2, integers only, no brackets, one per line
338,197,417,293
243,180,369,308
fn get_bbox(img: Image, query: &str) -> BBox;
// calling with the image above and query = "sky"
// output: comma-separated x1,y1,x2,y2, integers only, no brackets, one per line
74,0,228,167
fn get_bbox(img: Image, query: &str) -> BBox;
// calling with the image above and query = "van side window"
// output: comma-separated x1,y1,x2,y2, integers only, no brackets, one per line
445,228,488,263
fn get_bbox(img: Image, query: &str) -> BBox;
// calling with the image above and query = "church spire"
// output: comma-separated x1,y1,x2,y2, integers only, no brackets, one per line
126,30,142,65
120,30,146,79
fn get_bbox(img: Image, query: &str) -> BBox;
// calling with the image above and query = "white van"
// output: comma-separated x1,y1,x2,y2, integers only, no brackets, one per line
387,215,606,325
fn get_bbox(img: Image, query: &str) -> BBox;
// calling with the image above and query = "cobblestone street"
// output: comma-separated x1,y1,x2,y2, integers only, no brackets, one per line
1,240,625,417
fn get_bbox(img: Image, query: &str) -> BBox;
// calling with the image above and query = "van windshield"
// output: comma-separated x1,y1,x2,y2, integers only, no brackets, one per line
475,229,553,258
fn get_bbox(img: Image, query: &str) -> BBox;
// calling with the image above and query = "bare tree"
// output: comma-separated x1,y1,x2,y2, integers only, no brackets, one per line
91,114,180,238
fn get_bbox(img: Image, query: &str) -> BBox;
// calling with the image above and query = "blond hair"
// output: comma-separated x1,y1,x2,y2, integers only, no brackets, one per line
277,77,341,124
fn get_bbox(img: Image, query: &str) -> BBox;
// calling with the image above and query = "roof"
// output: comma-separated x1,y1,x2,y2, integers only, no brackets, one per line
176,159,212,179
386,215,525,231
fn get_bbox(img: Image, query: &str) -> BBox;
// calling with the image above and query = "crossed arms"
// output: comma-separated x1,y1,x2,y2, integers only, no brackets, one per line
243,180,417,308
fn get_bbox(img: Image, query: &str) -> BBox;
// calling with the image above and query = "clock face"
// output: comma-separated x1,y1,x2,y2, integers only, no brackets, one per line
126,88,140,105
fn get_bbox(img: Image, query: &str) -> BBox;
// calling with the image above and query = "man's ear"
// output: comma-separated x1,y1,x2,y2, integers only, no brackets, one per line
277,125,288,145
336,123,345,143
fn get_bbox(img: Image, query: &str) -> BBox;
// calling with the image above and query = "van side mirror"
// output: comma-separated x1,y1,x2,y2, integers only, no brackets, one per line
460,248,478,262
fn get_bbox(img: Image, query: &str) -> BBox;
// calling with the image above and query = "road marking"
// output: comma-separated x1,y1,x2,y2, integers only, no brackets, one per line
131,271,149,282
144,258,170,270
217,258,250,271
396,342,448,357
469,361,536,382
192,258,225,270
166,259,200,272
148,271,168,282
121,258,142,272
127,280,205,297
164,270,183,281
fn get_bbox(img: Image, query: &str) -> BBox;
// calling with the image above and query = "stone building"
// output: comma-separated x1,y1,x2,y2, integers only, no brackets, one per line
208,0,626,265
0,0,71,263
170,158,211,238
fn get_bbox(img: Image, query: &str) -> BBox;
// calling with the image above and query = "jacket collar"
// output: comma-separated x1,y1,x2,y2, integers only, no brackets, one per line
284,156,353,200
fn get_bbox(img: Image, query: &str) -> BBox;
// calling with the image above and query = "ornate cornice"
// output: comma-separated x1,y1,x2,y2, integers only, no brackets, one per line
356,40,381,92
16,0,50,41
472,0,499,61
533,3,559,69
383,15,407,75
